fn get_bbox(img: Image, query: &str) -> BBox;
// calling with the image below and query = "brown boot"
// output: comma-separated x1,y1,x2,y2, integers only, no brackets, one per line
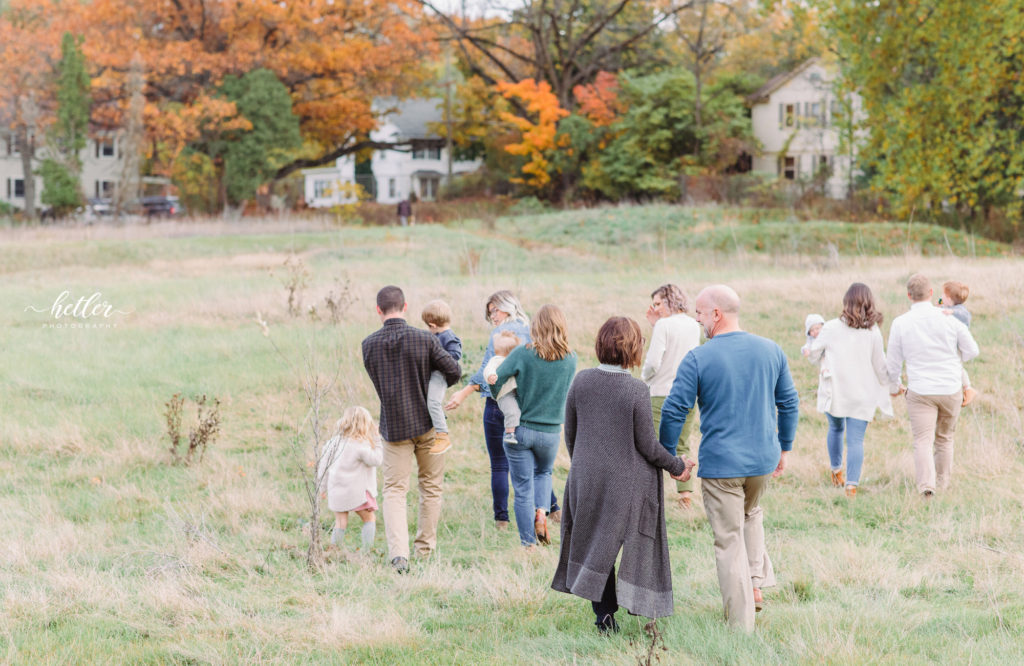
429,431,451,455
830,469,845,487
845,485,857,498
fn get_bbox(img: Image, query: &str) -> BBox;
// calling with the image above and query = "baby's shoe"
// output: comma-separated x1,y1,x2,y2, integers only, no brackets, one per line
430,431,451,455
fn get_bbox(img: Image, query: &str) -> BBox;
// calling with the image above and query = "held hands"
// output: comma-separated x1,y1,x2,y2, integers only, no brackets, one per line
670,457,696,482
890,385,907,398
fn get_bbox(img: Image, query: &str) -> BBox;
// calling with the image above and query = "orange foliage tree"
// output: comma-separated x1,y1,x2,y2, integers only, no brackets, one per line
0,0,66,216
68,0,437,178
495,79,569,190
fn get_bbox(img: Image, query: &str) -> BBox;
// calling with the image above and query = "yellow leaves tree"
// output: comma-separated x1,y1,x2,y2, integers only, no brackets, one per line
496,79,569,190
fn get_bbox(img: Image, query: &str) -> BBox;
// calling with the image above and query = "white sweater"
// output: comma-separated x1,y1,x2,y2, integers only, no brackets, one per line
318,435,384,513
641,313,701,397
886,301,979,395
806,319,893,422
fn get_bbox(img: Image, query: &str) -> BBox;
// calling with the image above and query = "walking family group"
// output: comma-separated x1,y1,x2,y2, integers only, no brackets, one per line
319,274,979,633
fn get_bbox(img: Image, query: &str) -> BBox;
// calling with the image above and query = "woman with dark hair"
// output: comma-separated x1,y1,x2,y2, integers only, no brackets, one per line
490,304,576,548
552,317,692,633
445,291,560,528
805,283,893,497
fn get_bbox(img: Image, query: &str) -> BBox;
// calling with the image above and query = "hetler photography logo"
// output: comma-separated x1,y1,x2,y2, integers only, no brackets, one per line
24,290,133,329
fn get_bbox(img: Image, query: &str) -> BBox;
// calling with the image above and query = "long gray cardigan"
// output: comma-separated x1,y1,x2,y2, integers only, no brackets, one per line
551,368,686,618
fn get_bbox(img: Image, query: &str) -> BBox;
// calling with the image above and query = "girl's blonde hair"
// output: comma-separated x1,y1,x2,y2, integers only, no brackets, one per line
943,280,969,305
530,304,571,361
337,406,377,447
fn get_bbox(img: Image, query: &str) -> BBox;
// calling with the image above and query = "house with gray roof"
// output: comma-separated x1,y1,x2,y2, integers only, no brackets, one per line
303,98,481,207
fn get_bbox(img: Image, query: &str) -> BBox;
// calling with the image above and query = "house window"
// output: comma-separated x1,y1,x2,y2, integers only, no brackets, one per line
313,180,331,198
388,178,396,198
781,156,796,180
830,100,842,126
419,176,440,200
784,104,796,128
7,178,25,198
808,102,822,127
817,155,831,174
96,139,115,158
95,180,115,198
412,145,442,160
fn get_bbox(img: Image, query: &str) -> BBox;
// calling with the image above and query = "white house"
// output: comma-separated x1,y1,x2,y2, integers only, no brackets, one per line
303,98,481,208
1,132,124,210
748,58,862,199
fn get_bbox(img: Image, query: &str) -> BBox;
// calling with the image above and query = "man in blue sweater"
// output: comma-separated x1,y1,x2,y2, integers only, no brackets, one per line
660,285,799,632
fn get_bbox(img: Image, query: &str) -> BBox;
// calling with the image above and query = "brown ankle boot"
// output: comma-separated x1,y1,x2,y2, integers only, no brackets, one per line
429,431,451,455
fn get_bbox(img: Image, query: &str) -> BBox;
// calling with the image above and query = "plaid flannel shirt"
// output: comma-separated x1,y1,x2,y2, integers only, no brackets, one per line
362,318,462,442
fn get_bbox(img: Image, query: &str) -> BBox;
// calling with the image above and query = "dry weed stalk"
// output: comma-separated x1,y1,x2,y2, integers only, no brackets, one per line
630,619,667,665
277,254,310,317
164,393,221,465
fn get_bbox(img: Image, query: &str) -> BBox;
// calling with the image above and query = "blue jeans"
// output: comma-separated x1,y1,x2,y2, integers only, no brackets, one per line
503,425,560,546
826,413,868,486
484,399,558,522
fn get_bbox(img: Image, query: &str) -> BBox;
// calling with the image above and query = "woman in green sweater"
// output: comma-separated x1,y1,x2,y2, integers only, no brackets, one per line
490,304,577,548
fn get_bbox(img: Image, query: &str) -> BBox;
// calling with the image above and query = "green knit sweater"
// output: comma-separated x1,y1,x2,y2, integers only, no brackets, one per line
491,345,577,433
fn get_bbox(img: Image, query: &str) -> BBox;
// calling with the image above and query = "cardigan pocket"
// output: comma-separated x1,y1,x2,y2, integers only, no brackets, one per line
638,497,658,538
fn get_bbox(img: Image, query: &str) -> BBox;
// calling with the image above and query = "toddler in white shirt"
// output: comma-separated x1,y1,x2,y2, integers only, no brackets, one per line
483,331,522,446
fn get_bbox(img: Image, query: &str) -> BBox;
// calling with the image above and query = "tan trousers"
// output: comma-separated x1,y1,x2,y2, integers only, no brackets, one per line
906,390,962,494
382,430,446,560
701,474,776,632
651,396,697,493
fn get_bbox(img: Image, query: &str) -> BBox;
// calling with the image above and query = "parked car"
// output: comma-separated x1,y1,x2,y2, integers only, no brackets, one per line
140,195,186,218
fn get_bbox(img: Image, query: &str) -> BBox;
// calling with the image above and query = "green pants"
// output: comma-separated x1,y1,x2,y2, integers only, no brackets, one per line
651,395,697,493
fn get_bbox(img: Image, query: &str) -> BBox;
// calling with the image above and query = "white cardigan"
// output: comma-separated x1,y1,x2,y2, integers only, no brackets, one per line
806,319,893,422
318,435,384,512
641,313,701,397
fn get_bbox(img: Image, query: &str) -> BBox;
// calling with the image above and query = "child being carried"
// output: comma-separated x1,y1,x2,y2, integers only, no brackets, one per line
484,330,523,446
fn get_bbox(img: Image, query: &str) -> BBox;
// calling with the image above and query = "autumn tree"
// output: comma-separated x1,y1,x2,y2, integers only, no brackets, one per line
496,79,570,192
74,0,437,183
421,0,692,111
0,0,63,217
822,0,1024,233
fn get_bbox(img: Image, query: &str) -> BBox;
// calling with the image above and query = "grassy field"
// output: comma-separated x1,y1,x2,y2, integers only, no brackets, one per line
2,206,1023,664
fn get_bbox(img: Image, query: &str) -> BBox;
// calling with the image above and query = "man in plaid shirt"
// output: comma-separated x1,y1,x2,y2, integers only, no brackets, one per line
362,285,462,573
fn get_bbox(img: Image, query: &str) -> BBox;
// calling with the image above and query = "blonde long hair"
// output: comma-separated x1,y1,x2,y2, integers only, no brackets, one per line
337,406,377,448
530,304,571,361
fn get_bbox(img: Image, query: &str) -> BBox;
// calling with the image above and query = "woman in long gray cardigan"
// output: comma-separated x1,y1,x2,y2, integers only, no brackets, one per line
552,316,693,633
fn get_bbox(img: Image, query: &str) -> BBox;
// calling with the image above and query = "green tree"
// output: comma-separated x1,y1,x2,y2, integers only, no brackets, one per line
182,69,302,211
823,0,1024,235
583,70,752,200
39,32,91,214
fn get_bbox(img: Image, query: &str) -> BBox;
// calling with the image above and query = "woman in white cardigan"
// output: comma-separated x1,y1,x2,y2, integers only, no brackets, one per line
805,283,893,498
318,406,384,551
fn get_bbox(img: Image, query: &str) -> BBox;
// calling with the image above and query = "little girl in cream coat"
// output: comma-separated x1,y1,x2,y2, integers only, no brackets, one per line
318,406,383,552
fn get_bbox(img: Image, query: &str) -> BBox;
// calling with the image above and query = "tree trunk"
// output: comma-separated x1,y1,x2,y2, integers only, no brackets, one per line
16,126,36,218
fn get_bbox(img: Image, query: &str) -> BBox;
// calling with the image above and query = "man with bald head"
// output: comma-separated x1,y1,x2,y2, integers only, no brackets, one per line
659,285,799,631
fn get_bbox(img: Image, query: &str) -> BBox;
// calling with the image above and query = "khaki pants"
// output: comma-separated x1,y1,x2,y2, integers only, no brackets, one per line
906,390,962,494
701,474,776,632
382,430,446,560
651,396,697,493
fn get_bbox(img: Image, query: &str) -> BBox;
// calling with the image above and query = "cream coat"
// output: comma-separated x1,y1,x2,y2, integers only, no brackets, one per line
806,319,893,422
318,435,384,513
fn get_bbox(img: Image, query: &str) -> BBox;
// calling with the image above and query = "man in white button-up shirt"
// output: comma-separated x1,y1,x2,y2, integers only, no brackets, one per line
887,274,980,498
